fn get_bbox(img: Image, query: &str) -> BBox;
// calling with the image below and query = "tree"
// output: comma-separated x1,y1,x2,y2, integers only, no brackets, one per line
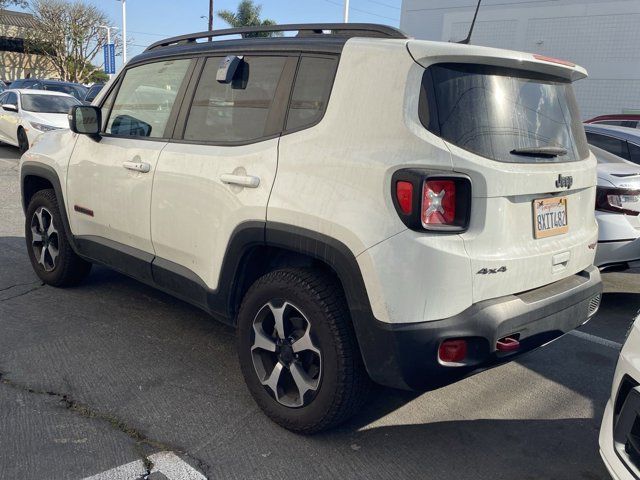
0,0,27,9
25,0,119,83
217,0,279,37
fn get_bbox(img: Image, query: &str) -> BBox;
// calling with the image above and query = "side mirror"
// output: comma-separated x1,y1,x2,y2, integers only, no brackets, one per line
2,103,18,112
69,105,101,136
217,55,244,84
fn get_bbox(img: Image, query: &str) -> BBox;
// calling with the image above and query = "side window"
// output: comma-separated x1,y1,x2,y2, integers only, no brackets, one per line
628,143,640,164
106,59,191,138
6,92,17,107
586,132,630,160
286,56,338,131
183,56,287,143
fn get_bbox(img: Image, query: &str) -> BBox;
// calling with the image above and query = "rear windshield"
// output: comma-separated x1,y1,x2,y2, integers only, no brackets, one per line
21,94,79,113
420,63,590,163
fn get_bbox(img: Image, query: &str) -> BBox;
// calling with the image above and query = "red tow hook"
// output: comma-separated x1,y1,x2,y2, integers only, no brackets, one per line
496,336,520,352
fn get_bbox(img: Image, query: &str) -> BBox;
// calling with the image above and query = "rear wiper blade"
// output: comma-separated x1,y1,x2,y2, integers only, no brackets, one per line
510,146,568,158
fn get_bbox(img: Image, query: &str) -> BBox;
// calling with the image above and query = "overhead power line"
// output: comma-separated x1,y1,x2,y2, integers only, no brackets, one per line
322,0,399,21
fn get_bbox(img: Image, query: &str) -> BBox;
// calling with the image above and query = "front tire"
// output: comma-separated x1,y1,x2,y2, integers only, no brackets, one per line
237,268,370,433
25,189,91,287
17,127,29,154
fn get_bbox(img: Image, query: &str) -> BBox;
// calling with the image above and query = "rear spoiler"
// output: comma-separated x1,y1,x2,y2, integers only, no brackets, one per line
407,40,587,82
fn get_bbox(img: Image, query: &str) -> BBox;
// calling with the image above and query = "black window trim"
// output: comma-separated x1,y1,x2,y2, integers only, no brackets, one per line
97,49,341,147
98,56,198,142
171,52,300,147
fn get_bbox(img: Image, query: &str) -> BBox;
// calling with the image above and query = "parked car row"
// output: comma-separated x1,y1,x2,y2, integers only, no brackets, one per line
1,78,104,104
0,89,80,153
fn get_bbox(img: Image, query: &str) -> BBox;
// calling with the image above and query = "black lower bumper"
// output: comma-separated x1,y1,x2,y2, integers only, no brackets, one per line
357,266,602,391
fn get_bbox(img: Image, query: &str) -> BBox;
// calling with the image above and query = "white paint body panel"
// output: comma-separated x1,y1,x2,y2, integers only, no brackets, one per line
595,162,640,266
150,140,278,287
66,134,165,254
599,315,640,480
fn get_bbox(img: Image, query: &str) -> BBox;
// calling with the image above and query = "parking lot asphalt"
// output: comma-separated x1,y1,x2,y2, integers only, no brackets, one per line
1,144,640,480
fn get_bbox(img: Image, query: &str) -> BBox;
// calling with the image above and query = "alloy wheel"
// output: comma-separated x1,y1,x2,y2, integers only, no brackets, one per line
250,301,322,408
30,206,59,272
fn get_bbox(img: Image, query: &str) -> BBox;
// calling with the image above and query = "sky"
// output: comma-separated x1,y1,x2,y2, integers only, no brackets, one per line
43,0,403,70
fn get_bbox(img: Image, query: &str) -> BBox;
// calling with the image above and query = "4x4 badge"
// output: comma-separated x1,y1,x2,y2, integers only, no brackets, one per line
555,174,573,189
477,266,507,275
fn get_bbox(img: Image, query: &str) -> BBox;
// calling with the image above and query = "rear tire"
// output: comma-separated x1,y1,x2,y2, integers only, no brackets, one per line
237,268,370,434
25,189,91,287
17,127,29,154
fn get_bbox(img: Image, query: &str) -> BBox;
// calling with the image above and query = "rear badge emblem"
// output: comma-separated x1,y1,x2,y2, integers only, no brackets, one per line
555,174,573,189
477,266,507,275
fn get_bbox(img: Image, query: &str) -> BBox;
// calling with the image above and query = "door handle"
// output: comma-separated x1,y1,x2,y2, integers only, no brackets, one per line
123,161,151,173
220,173,260,188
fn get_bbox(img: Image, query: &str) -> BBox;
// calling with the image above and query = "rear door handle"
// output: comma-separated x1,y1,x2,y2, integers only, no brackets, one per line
220,173,260,188
123,161,151,173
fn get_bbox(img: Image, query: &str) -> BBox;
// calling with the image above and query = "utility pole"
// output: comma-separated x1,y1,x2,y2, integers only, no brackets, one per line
208,0,213,31
343,0,349,22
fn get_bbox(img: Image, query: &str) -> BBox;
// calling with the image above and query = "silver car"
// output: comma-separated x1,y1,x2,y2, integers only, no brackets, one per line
591,145,640,269
584,124,640,165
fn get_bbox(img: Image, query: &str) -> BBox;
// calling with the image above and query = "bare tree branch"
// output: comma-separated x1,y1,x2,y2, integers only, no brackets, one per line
25,0,117,83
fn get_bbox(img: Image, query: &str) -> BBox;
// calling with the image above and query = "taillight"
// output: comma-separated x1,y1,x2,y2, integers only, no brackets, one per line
533,54,576,67
438,339,467,364
396,181,414,215
596,187,640,216
422,180,456,226
392,169,471,232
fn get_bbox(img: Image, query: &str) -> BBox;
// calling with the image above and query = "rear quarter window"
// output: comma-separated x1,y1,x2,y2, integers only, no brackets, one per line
420,63,590,163
586,132,631,161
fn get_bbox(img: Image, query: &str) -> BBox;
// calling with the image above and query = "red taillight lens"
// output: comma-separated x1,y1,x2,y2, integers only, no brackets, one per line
438,339,467,363
422,180,456,225
395,181,414,215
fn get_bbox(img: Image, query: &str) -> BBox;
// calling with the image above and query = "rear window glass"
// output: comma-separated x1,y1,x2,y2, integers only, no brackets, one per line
22,94,79,113
420,63,590,163
586,132,630,161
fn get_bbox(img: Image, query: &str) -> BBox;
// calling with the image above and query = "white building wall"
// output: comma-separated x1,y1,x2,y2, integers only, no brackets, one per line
400,0,640,119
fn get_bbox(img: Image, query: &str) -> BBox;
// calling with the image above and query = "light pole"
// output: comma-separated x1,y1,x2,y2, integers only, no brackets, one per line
343,0,349,22
116,0,127,64
99,25,118,79
121,0,127,64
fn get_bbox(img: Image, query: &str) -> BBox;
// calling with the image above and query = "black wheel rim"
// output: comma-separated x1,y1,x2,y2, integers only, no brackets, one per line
250,301,322,408
30,206,59,272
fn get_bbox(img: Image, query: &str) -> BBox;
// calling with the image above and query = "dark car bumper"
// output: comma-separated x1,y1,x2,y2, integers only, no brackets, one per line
358,265,602,391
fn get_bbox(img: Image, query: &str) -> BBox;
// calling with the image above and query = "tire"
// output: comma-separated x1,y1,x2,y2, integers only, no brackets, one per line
237,268,370,433
25,189,91,287
17,127,29,154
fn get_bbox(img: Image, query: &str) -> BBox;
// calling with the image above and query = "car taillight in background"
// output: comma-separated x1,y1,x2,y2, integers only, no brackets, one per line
596,187,640,216
392,169,471,232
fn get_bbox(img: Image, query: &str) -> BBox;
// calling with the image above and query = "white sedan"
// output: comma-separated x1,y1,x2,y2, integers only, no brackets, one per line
591,145,640,269
600,314,640,479
0,89,80,153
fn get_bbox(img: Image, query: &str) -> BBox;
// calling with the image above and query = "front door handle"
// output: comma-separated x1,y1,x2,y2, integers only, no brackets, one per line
220,173,260,188
123,161,151,173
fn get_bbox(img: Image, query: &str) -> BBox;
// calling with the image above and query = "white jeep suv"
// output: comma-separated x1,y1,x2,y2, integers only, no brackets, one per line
20,24,602,433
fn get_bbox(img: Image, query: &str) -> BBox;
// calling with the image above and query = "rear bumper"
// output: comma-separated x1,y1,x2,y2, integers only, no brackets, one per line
358,265,602,390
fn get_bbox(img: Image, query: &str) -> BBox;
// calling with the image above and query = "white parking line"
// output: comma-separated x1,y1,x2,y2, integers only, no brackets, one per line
82,451,206,480
567,330,622,350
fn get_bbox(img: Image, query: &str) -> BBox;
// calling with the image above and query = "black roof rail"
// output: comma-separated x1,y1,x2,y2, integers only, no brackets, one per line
145,23,408,51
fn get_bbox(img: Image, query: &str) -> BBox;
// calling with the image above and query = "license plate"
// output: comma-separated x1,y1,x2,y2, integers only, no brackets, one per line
533,196,568,239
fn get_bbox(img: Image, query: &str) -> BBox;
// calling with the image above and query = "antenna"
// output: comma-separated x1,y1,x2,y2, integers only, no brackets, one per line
458,0,482,45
